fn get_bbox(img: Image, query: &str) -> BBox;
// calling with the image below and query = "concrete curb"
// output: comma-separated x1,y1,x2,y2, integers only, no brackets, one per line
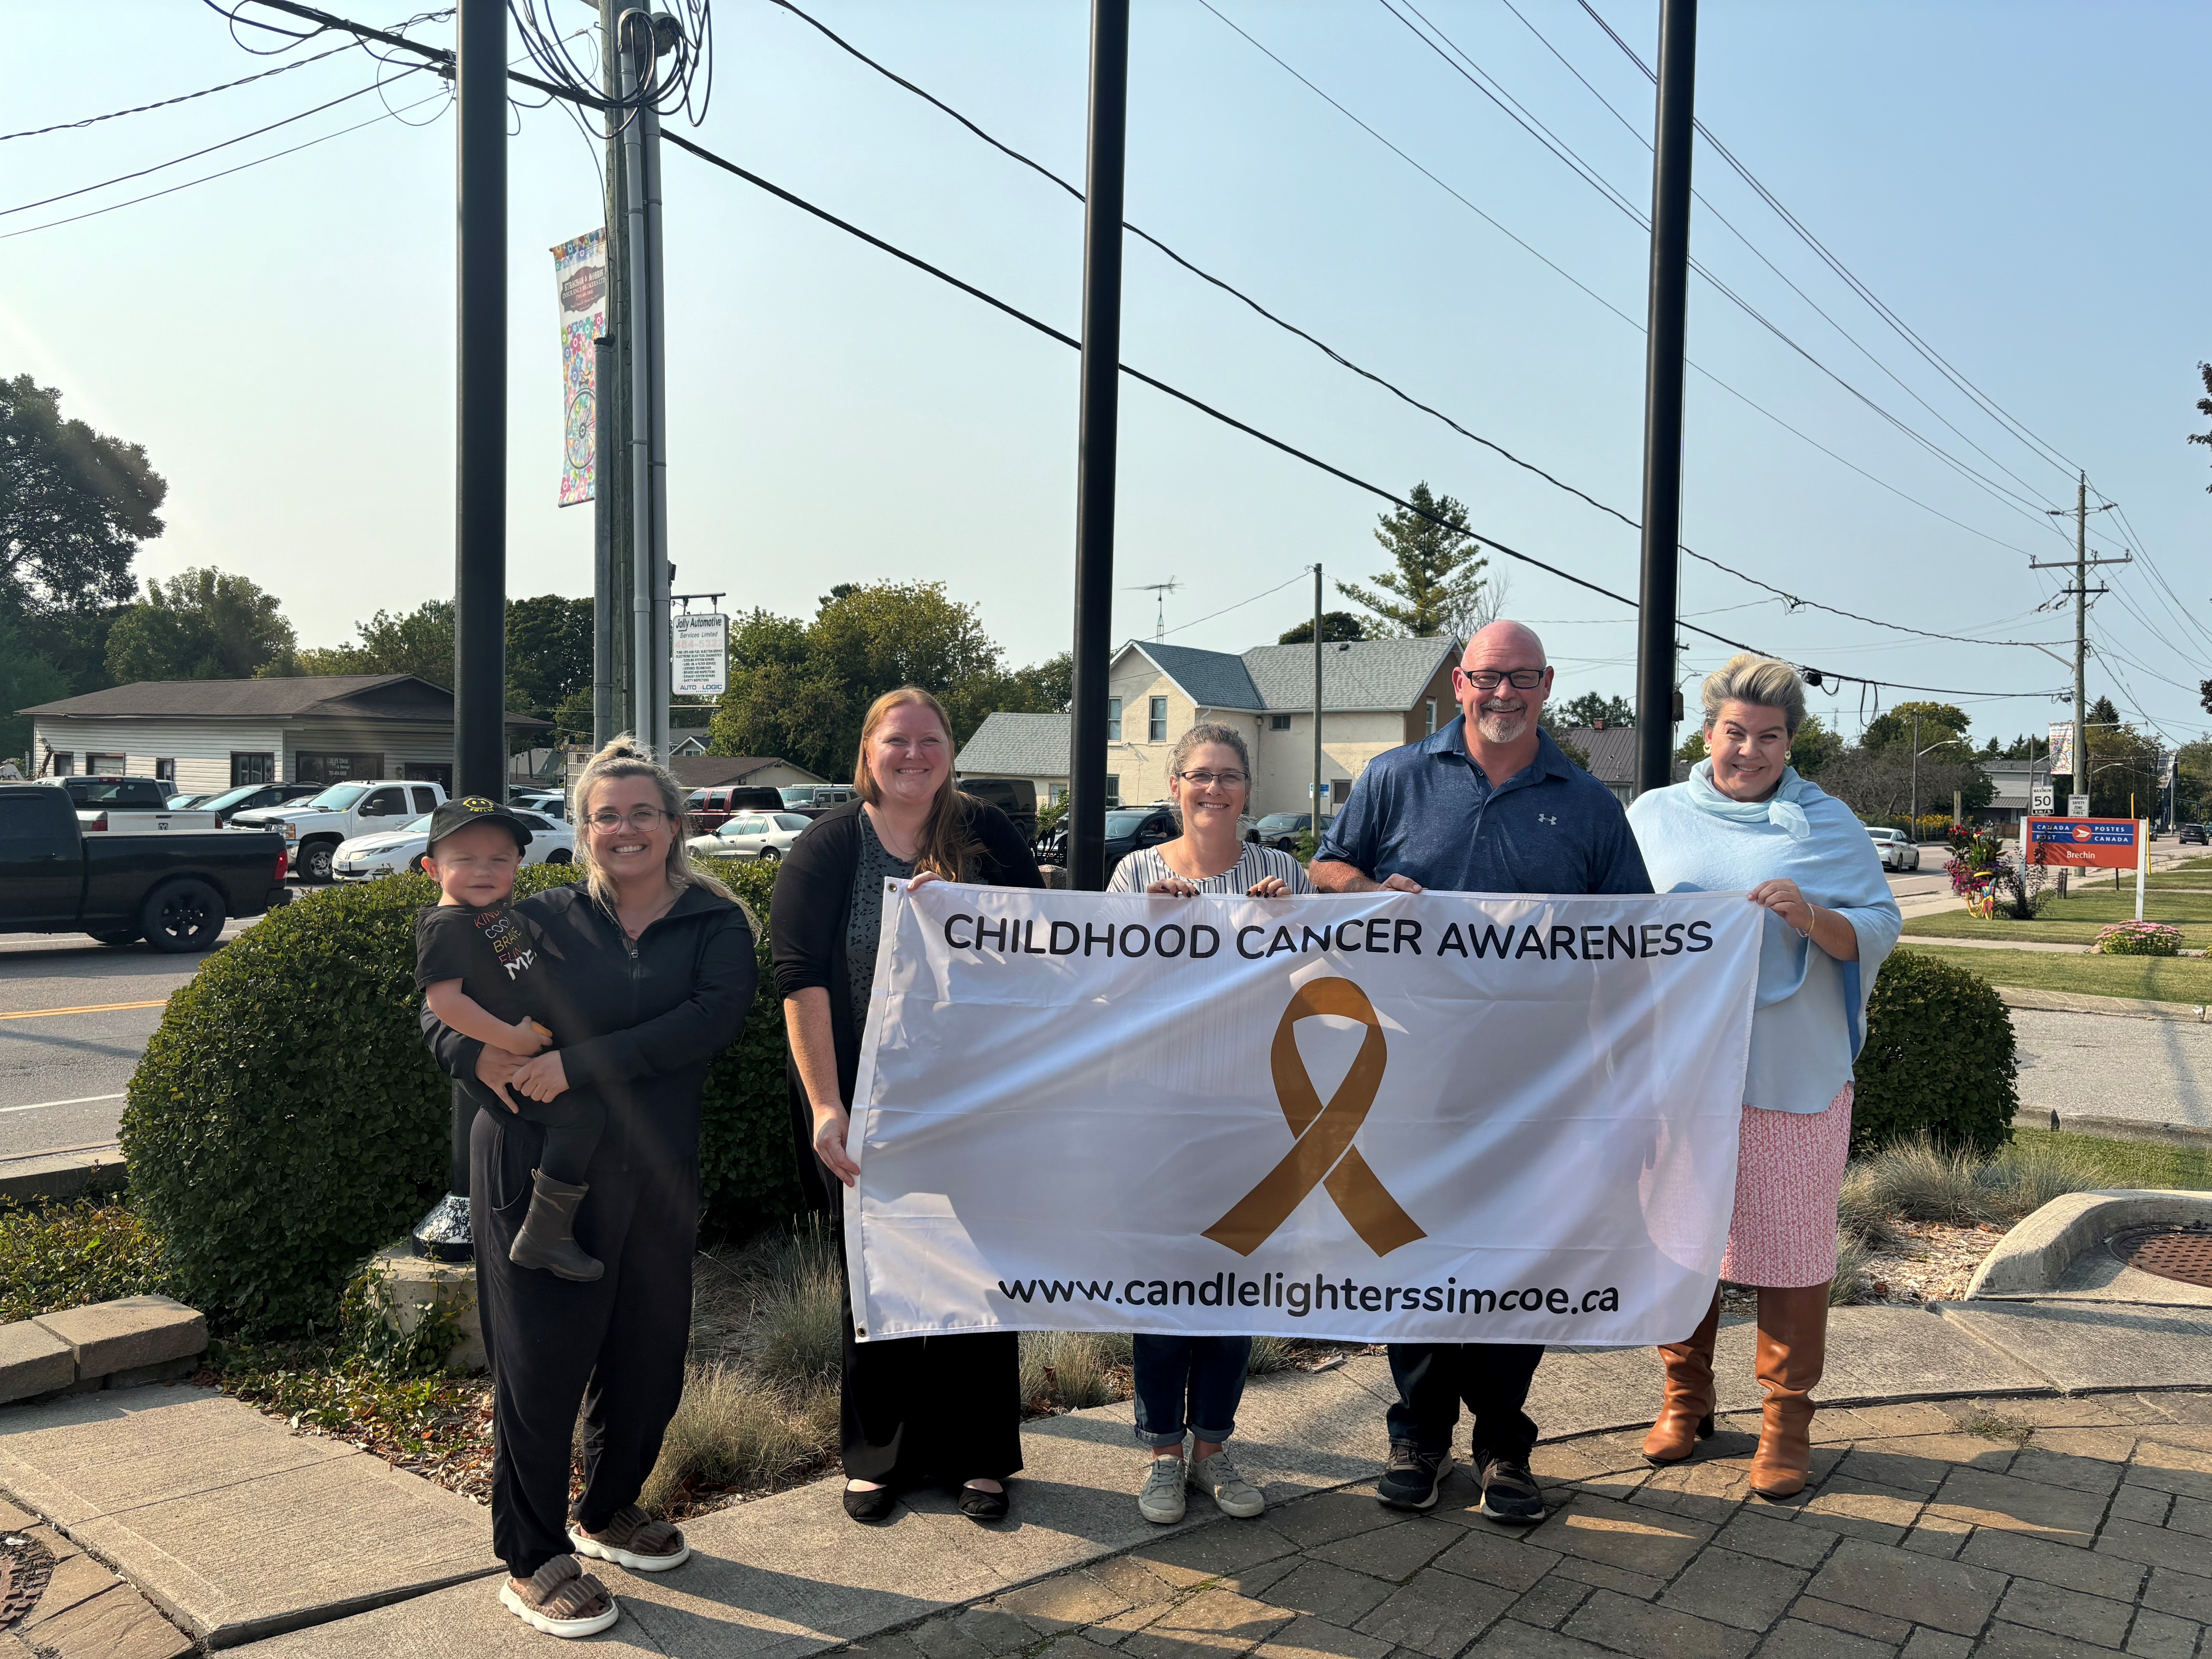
1962,1187,2212,1298
0,1295,207,1405
2010,1108,2212,1151
1996,985,2209,1022
0,1144,127,1208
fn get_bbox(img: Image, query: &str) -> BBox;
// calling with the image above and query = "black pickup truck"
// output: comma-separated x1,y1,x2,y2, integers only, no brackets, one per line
0,783,287,952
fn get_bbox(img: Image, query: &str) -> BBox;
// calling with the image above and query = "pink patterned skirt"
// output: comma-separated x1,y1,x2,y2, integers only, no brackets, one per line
1717,1083,1854,1289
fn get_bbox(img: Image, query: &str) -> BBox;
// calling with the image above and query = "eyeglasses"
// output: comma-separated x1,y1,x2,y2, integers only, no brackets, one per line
1456,668,1547,690
587,806,672,831
1174,770,1247,789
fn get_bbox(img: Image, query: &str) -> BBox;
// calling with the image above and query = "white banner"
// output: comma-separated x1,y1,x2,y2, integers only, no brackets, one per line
551,228,608,507
673,611,727,697
845,884,1759,1348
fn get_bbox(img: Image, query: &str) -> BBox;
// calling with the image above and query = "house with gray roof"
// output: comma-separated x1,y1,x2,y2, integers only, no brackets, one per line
20,675,549,795
956,637,1460,817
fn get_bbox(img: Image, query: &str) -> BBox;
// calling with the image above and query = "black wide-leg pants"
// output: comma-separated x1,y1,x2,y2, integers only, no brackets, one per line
471,1107,698,1578
838,1270,1022,1486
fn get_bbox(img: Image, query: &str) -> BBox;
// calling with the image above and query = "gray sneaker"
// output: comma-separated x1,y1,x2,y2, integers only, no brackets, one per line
1138,1456,1187,1524
1190,1450,1265,1518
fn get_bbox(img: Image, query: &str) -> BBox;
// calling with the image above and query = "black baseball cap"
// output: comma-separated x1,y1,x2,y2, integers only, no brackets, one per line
426,795,533,853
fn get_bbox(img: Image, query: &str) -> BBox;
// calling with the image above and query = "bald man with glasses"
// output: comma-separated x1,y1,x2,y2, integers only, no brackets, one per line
1312,620,1652,1523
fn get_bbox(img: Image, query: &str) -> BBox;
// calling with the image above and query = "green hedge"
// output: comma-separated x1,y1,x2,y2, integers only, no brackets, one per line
1850,948,2019,1155
123,862,797,1336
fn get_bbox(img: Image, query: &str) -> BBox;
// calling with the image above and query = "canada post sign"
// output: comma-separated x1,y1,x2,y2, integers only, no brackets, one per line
2025,817,2141,870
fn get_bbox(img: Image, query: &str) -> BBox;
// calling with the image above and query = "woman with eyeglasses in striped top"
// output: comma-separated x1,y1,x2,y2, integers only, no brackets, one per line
1105,722,1310,1525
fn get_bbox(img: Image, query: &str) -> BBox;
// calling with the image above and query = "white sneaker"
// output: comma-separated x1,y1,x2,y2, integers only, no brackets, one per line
1138,1455,1187,1524
1190,1450,1266,1518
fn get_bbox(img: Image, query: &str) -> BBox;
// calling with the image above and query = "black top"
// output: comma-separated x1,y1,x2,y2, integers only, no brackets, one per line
419,881,757,1176
415,901,546,1027
769,797,1041,1209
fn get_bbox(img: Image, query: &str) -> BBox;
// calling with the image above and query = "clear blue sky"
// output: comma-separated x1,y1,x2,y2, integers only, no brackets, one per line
5,1,2207,748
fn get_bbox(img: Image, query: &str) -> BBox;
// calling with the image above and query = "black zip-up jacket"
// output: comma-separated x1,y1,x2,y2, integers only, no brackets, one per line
419,883,756,1177
769,798,1040,1210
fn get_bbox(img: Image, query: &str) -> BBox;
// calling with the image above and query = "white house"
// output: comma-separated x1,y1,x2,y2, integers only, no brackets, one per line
957,637,1461,817
21,675,550,795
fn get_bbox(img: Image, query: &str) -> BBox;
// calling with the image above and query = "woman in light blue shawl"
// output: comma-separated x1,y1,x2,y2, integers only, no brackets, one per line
1626,654,1901,1499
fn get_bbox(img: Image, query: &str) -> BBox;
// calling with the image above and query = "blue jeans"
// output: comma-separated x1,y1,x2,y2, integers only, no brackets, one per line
1132,1334,1250,1448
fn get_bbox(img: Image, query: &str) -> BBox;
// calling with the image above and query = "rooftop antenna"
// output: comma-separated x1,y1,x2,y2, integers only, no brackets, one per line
1127,577,1181,639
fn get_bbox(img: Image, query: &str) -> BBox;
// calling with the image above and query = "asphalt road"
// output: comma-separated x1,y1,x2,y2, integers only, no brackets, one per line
2014,1007,2212,1132
0,919,258,1161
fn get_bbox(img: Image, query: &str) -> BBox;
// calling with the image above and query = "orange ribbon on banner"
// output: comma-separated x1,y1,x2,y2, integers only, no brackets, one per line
1203,978,1426,1258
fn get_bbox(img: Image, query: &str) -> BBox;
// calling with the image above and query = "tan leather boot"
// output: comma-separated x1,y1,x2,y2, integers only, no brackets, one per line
1642,1288,1721,1465
1747,1285,1828,1498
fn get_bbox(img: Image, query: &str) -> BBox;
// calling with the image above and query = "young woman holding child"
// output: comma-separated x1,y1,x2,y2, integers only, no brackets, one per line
419,737,757,1639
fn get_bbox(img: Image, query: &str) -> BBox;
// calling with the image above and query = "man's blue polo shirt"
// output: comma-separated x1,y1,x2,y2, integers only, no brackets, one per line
1315,717,1652,896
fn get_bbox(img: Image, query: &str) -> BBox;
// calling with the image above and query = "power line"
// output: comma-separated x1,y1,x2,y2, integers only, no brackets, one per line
1158,572,1311,639
0,41,364,142
1,67,426,219
760,0,2070,651
1573,0,2084,488
202,0,2072,705
1408,0,2075,522
658,131,2059,703
1185,0,2054,562
0,82,452,242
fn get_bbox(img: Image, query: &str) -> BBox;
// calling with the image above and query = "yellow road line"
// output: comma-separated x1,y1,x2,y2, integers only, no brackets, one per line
0,999,170,1021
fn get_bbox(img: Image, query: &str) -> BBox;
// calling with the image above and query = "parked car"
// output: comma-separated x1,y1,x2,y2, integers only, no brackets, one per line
41,775,223,834
511,788,568,820
0,783,287,951
779,783,859,819
684,784,785,835
1865,826,1923,871
687,810,812,864
2180,823,2208,847
235,779,447,883
960,777,1038,840
334,807,575,881
1247,812,1329,853
1102,805,1179,880
187,780,322,827
166,792,213,810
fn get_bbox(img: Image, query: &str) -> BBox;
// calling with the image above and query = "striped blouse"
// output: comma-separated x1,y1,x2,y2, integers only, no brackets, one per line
1105,842,1315,896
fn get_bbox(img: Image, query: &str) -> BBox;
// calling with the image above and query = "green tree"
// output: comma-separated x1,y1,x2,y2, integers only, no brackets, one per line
2189,361,2212,493
1555,691,1634,729
1790,714,1844,778
271,599,457,685
2084,715,2162,819
504,594,593,724
103,567,296,683
0,614,70,766
996,649,1073,714
2176,738,2212,823
1279,612,1365,645
1676,727,1707,764
1861,701,1971,754
1338,482,1487,638
0,375,164,622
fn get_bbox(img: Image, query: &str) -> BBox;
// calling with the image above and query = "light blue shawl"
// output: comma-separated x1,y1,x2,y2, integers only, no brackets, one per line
1627,762,1902,1113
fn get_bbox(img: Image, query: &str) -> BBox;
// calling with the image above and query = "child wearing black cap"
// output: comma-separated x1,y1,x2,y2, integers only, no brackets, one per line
415,796,605,1281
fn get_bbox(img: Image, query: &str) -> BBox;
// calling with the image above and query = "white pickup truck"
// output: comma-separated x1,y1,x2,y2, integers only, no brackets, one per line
233,778,446,883
43,776,222,834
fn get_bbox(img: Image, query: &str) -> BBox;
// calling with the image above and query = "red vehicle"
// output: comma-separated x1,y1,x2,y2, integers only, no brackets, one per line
683,784,785,835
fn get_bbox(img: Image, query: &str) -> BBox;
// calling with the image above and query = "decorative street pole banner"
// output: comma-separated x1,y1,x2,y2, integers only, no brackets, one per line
551,228,608,507
845,883,1760,1348
672,611,728,697
2046,722,2076,779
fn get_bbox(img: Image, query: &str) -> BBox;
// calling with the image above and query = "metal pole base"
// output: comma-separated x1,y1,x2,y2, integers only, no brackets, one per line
411,1192,474,1262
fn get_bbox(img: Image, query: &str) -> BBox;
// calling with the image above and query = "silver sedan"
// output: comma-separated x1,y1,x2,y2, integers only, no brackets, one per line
687,811,812,864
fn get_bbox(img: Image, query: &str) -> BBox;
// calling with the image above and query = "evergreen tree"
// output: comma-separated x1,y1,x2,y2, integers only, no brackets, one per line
1337,482,1487,638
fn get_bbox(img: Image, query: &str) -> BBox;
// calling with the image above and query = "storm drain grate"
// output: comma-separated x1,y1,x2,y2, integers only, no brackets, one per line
2108,1223,2212,1289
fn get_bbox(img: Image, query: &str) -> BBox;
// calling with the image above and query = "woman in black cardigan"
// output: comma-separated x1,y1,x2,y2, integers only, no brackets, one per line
770,685,1042,1525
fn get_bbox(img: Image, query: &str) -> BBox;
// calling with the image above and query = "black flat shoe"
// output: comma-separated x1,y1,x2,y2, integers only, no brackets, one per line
842,1484,897,1523
958,1483,1009,1523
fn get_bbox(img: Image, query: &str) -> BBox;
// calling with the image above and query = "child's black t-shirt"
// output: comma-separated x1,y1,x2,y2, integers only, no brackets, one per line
414,900,549,1029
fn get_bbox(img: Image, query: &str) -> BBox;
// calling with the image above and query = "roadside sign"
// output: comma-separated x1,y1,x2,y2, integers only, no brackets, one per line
2068,793,2090,817
2028,784,2054,813
2026,816,2151,920
673,611,728,697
